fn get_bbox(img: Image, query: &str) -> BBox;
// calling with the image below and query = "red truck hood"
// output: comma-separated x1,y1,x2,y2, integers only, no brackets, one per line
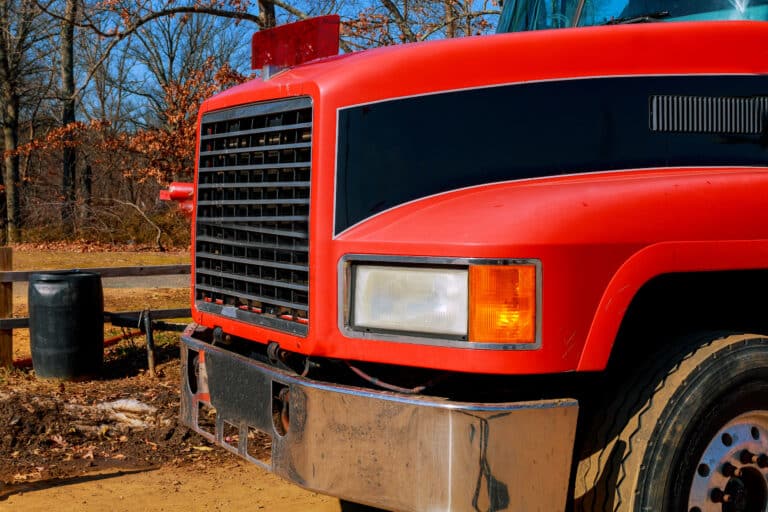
201,20,768,115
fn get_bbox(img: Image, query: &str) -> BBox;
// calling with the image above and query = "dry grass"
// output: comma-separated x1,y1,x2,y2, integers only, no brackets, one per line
12,248,189,270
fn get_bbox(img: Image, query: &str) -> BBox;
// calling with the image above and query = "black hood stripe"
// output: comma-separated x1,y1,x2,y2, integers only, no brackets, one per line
335,75,768,235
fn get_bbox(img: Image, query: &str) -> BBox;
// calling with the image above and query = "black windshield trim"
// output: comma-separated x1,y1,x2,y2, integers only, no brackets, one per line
603,10,670,24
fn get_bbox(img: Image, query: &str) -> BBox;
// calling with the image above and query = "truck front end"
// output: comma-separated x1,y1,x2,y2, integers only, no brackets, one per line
179,2,768,510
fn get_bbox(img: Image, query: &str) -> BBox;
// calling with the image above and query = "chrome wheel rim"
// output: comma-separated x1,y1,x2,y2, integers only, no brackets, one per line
688,411,768,512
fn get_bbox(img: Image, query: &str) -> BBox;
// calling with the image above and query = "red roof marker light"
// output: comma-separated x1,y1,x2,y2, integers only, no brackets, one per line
251,15,340,77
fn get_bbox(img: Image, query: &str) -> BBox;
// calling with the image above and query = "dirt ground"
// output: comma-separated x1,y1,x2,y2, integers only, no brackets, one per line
0,248,343,511
2,464,340,512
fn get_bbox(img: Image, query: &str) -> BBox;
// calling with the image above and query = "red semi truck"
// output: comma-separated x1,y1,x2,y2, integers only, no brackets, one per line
175,1,768,510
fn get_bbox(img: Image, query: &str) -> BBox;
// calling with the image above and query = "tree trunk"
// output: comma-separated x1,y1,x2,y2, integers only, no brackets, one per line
82,163,92,206
445,1,456,38
60,0,77,235
258,0,276,29
2,92,19,244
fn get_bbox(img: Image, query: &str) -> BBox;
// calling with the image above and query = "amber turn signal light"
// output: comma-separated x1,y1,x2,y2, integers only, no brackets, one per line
469,264,537,343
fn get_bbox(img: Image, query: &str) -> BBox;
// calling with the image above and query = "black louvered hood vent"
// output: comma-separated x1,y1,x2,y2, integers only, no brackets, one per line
650,95,768,134
194,97,312,336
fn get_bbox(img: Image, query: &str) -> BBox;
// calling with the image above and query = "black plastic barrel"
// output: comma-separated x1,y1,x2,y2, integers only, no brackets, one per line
28,271,104,379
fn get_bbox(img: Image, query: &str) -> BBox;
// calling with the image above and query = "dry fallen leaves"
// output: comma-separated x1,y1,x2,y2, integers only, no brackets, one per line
50,435,68,448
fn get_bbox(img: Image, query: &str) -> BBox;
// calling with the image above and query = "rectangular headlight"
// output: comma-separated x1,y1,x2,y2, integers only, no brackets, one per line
352,265,468,337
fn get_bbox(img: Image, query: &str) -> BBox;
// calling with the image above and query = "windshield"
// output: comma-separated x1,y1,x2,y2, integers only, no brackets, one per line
497,0,768,32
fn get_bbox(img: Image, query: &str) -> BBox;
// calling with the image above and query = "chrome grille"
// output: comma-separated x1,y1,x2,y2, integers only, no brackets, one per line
195,97,311,336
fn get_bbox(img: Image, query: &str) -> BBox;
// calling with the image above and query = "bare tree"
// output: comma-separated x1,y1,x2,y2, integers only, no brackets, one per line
127,12,249,131
0,0,53,243
60,0,77,234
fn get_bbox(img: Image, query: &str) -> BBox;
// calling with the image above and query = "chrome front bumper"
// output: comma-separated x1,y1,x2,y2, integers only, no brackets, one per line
180,329,579,512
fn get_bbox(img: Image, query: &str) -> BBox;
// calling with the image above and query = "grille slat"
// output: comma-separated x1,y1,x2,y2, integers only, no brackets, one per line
198,181,311,189
195,97,312,334
196,251,308,272
196,284,307,311
196,235,308,253
196,268,309,292
197,220,308,239
197,198,310,206
197,215,308,223
199,141,311,157
199,163,310,173
199,121,312,140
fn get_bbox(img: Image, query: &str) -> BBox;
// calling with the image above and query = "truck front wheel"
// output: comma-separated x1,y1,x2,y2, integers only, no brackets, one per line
574,333,768,511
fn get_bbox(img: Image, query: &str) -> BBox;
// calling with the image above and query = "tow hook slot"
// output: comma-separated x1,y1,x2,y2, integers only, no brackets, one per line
272,381,290,436
187,348,199,394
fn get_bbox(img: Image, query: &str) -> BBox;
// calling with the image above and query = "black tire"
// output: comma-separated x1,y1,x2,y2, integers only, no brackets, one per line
339,500,389,512
573,332,768,511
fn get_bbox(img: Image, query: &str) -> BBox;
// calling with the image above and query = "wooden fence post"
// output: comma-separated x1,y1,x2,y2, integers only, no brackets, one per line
0,247,12,368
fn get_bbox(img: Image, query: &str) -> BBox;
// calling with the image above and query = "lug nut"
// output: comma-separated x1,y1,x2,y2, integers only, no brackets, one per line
722,462,741,477
741,449,757,465
711,489,732,503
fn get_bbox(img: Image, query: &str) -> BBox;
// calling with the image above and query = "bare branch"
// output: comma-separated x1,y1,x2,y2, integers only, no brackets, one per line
379,0,418,42
272,0,308,20
109,198,165,251
418,9,500,40
37,3,263,102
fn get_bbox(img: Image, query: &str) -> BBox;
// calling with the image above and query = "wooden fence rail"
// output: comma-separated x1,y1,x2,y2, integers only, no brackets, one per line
0,264,190,283
0,246,192,368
